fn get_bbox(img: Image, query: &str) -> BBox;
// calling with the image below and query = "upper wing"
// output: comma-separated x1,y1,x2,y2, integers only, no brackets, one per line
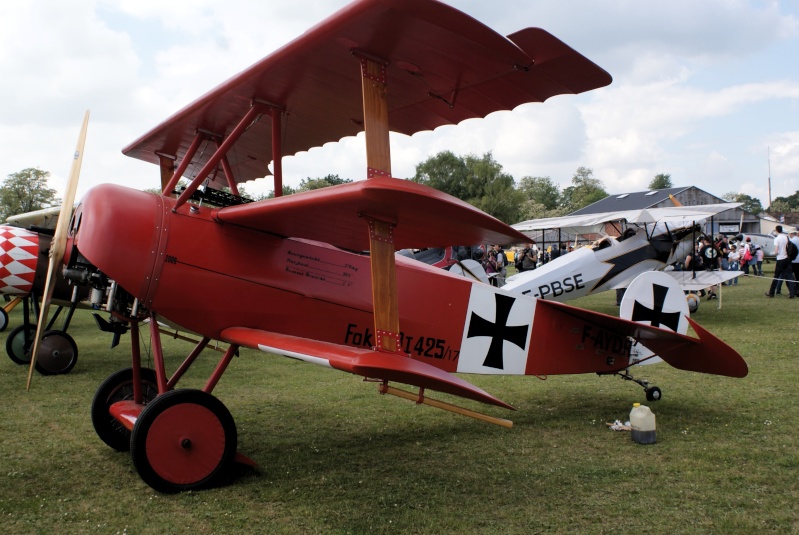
513,203,741,234
214,175,529,251
122,0,611,188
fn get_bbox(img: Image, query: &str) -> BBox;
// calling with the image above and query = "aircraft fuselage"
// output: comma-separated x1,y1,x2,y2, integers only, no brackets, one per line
70,184,636,377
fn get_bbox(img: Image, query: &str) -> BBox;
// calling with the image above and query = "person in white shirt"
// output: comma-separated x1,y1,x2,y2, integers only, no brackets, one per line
728,245,740,285
766,225,795,298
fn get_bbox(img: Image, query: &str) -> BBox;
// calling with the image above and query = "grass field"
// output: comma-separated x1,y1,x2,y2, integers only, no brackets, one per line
1,265,797,534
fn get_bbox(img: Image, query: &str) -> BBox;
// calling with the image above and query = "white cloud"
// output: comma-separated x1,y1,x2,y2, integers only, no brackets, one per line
1,0,798,208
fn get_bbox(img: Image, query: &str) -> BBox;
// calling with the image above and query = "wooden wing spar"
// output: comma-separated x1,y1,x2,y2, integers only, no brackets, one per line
122,0,612,192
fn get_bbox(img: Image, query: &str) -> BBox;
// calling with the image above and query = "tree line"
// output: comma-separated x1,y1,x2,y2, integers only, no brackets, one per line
2,154,788,225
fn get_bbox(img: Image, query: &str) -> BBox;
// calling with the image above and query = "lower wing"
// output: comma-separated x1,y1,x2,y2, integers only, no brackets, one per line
221,327,514,410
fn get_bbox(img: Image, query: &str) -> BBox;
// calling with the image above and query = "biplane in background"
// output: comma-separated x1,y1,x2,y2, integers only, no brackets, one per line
505,205,744,301
0,219,90,372
27,0,747,493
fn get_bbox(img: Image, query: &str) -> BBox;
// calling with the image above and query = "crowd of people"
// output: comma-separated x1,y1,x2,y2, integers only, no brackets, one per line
680,226,799,299
480,241,577,287
482,227,799,298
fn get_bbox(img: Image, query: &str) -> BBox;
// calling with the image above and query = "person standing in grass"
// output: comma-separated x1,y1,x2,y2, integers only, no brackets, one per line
741,237,756,276
728,244,740,285
520,243,538,272
766,225,795,298
790,231,799,291
698,236,721,300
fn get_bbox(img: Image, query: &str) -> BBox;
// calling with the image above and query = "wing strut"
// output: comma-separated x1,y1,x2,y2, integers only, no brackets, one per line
360,55,401,353
271,107,284,197
158,153,176,194
173,104,265,210
162,131,204,196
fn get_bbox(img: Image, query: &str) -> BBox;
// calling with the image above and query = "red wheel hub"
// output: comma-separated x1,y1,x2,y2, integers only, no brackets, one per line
145,403,226,485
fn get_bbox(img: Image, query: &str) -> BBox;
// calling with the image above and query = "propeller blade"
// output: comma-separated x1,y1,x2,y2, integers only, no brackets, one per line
26,110,89,390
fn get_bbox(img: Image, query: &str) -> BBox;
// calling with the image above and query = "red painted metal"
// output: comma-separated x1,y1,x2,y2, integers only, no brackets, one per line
162,131,203,196
149,314,169,394
129,321,144,403
202,345,238,394
167,337,210,390
109,400,143,432
145,403,227,485
174,105,264,209
218,152,240,196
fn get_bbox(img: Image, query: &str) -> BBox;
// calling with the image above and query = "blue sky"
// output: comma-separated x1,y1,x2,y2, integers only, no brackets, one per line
1,0,798,210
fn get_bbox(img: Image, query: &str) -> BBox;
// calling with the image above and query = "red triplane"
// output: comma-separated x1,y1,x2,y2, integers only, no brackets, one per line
26,0,747,493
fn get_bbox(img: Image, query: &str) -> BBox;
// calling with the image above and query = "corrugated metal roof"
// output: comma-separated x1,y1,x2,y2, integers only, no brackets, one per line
569,187,691,215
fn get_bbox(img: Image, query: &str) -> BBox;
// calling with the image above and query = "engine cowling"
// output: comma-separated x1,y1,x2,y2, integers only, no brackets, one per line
0,225,41,296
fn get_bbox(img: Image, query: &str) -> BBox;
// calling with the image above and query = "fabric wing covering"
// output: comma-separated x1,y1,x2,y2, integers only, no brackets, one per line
122,0,611,189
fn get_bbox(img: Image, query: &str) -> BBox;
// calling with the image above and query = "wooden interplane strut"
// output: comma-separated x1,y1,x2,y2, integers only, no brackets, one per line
360,56,401,353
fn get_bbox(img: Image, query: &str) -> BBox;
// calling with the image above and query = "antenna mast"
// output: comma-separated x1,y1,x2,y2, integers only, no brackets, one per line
768,146,772,209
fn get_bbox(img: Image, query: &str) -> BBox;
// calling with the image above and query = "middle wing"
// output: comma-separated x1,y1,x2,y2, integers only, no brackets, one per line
214,175,529,251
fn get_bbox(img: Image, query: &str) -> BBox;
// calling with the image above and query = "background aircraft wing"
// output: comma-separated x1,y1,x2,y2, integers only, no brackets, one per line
122,0,611,188
513,203,741,234
221,327,514,409
6,206,62,229
665,269,743,291
214,175,529,251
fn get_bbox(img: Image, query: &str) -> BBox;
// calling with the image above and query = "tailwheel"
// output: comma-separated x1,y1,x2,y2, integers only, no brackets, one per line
130,389,237,493
612,369,662,402
92,368,159,452
34,330,78,375
645,386,662,402
6,324,35,365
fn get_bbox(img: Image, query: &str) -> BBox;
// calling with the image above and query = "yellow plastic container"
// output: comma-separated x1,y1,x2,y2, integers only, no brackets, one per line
630,403,656,444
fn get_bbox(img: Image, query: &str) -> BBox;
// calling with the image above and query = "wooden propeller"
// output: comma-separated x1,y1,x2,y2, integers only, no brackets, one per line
26,110,89,390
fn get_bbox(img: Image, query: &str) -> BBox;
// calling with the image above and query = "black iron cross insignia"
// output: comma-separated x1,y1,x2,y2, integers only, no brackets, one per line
631,283,681,332
467,293,529,369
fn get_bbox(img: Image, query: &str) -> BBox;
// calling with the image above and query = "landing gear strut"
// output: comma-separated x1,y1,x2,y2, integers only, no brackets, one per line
94,314,244,493
613,369,662,401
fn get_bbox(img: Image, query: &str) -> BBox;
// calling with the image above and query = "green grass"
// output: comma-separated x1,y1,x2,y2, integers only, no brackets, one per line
1,266,797,534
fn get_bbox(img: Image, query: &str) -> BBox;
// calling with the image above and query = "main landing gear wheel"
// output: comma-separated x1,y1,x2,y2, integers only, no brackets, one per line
6,324,35,365
130,389,237,493
0,307,8,332
645,386,662,402
34,330,78,375
92,368,159,452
